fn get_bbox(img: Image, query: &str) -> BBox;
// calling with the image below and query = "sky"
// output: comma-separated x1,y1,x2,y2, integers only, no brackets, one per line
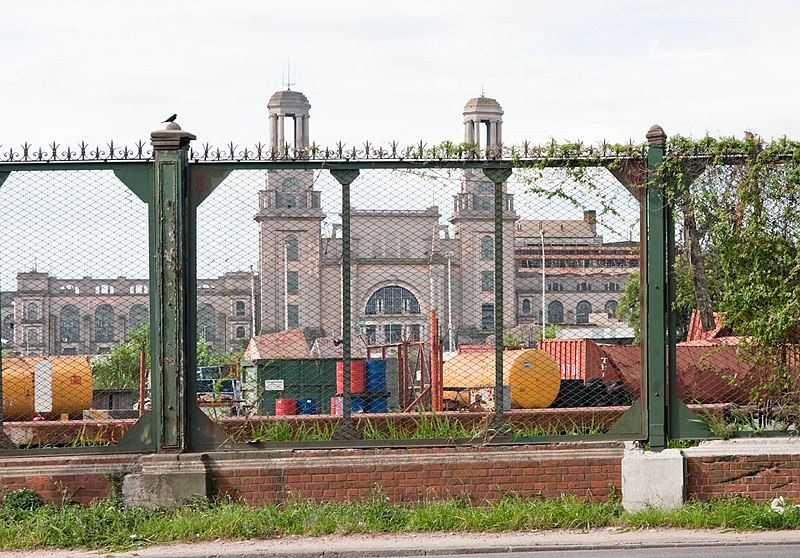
0,1,797,289
2,1,800,151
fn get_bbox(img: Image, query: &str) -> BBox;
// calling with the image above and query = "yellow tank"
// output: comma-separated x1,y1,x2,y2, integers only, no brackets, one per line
443,349,561,409
2,356,93,420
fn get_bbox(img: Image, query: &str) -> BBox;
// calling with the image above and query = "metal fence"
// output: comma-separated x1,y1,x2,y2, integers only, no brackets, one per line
1,122,796,453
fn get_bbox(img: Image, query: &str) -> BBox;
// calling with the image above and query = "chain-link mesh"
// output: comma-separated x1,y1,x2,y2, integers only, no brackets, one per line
672,157,800,436
195,162,642,444
0,170,148,448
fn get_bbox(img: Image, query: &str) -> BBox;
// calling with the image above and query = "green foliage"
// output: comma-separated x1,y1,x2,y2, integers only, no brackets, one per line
2,491,800,551
617,270,640,344
0,494,621,550
658,134,800,416
1,488,43,517
92,325,149,390
502,331,520,347
197,335,246,368
624,497,800,530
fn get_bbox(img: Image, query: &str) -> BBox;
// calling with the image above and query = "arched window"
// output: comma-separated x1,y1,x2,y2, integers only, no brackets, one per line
547,301,564,324
576,301,592,324
235,300,246,316
95,304,114,341
59,304,80,342
129,304,148,330
605,300,619,318
365,286,420,315
235,326,246,339
26,302,38,320
480,235,493,260
284,235,299,261
95,284,115,294
522,299,531,314
198,303,216,341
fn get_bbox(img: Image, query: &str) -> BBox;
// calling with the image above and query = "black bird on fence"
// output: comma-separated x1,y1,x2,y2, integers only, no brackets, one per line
162,114,177,123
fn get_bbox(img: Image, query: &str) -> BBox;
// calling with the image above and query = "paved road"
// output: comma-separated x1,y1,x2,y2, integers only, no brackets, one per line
414,547,800,558
4,529,800,558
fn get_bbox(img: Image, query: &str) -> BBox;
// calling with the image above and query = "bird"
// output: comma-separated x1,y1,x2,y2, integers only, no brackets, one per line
162,114,177,123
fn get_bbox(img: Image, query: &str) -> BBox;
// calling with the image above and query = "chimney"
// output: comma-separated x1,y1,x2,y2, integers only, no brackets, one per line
584,210,597,236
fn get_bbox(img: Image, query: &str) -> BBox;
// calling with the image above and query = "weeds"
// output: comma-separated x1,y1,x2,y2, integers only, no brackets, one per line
233,413,608,443
0,493,798,551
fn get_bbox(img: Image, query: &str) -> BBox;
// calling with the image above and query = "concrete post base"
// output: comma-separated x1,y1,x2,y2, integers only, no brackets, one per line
122,454,209,509
622,443,685,511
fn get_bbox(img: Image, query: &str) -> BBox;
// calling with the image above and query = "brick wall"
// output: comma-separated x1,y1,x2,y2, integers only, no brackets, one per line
687,455,800,503
9,445,800,508
0,454,140,505
207,444,624,505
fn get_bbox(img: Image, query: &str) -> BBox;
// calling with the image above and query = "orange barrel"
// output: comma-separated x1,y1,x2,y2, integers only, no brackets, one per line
2,356,93,420
336,360,366,394
274,398,297,416
442,349,561,409
330,396,343,415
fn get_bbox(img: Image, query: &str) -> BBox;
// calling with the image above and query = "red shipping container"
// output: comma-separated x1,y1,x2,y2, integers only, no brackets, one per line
538,339,605,381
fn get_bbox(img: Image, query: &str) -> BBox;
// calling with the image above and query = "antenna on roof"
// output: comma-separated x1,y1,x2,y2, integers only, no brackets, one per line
481,84,485,97
282,59,295,91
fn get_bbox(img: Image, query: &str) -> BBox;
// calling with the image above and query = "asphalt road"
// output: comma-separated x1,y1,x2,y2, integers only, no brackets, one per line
412,547,800,558
4,529,800,558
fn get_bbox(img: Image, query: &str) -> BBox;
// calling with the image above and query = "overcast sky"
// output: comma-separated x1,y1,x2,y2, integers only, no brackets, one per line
2,1,799,151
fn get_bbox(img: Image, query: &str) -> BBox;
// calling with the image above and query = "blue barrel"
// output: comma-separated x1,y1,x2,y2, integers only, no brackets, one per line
368,397,388,413
351,397,366,413
365,359,387,392
297,398,317,415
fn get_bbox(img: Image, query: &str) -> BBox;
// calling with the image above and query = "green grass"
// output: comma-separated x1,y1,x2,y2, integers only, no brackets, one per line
233,413,609,443
1,489,799,552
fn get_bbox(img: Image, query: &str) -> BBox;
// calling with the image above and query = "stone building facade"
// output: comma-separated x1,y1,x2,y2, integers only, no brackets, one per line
256,90,638,348
1,90,638,357
1,271,255,357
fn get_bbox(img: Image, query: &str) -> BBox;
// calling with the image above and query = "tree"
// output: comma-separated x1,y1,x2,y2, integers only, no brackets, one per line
664,136,800,418
92,324,149,389
618,270,640,344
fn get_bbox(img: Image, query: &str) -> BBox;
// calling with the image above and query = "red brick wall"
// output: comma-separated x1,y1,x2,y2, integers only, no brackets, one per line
0,454,139,505
11,447,800,508
208,445,624,505
687,455,800,503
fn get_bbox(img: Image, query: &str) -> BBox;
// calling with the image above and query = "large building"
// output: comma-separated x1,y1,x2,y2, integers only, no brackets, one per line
255,90,638,348
1,271,256,357
1,90,638,357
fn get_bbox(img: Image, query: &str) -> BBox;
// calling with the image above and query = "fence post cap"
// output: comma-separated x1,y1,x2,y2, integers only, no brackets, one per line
150,122,196,150
646,124,667,147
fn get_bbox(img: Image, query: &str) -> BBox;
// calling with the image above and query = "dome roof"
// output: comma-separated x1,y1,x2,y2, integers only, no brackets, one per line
463,95,503,116
267,89,311,112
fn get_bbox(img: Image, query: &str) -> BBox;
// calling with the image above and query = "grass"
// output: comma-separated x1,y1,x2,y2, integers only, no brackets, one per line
231,413,610,443
1,489,799,552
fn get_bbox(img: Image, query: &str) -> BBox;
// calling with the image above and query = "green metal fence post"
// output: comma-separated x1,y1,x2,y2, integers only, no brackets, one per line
149,123,196,451
644,125,668,449
330,168,360,439
484,166,512,429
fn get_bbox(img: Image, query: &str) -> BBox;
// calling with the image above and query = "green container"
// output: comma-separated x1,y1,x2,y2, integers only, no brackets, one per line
255,358,338,416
